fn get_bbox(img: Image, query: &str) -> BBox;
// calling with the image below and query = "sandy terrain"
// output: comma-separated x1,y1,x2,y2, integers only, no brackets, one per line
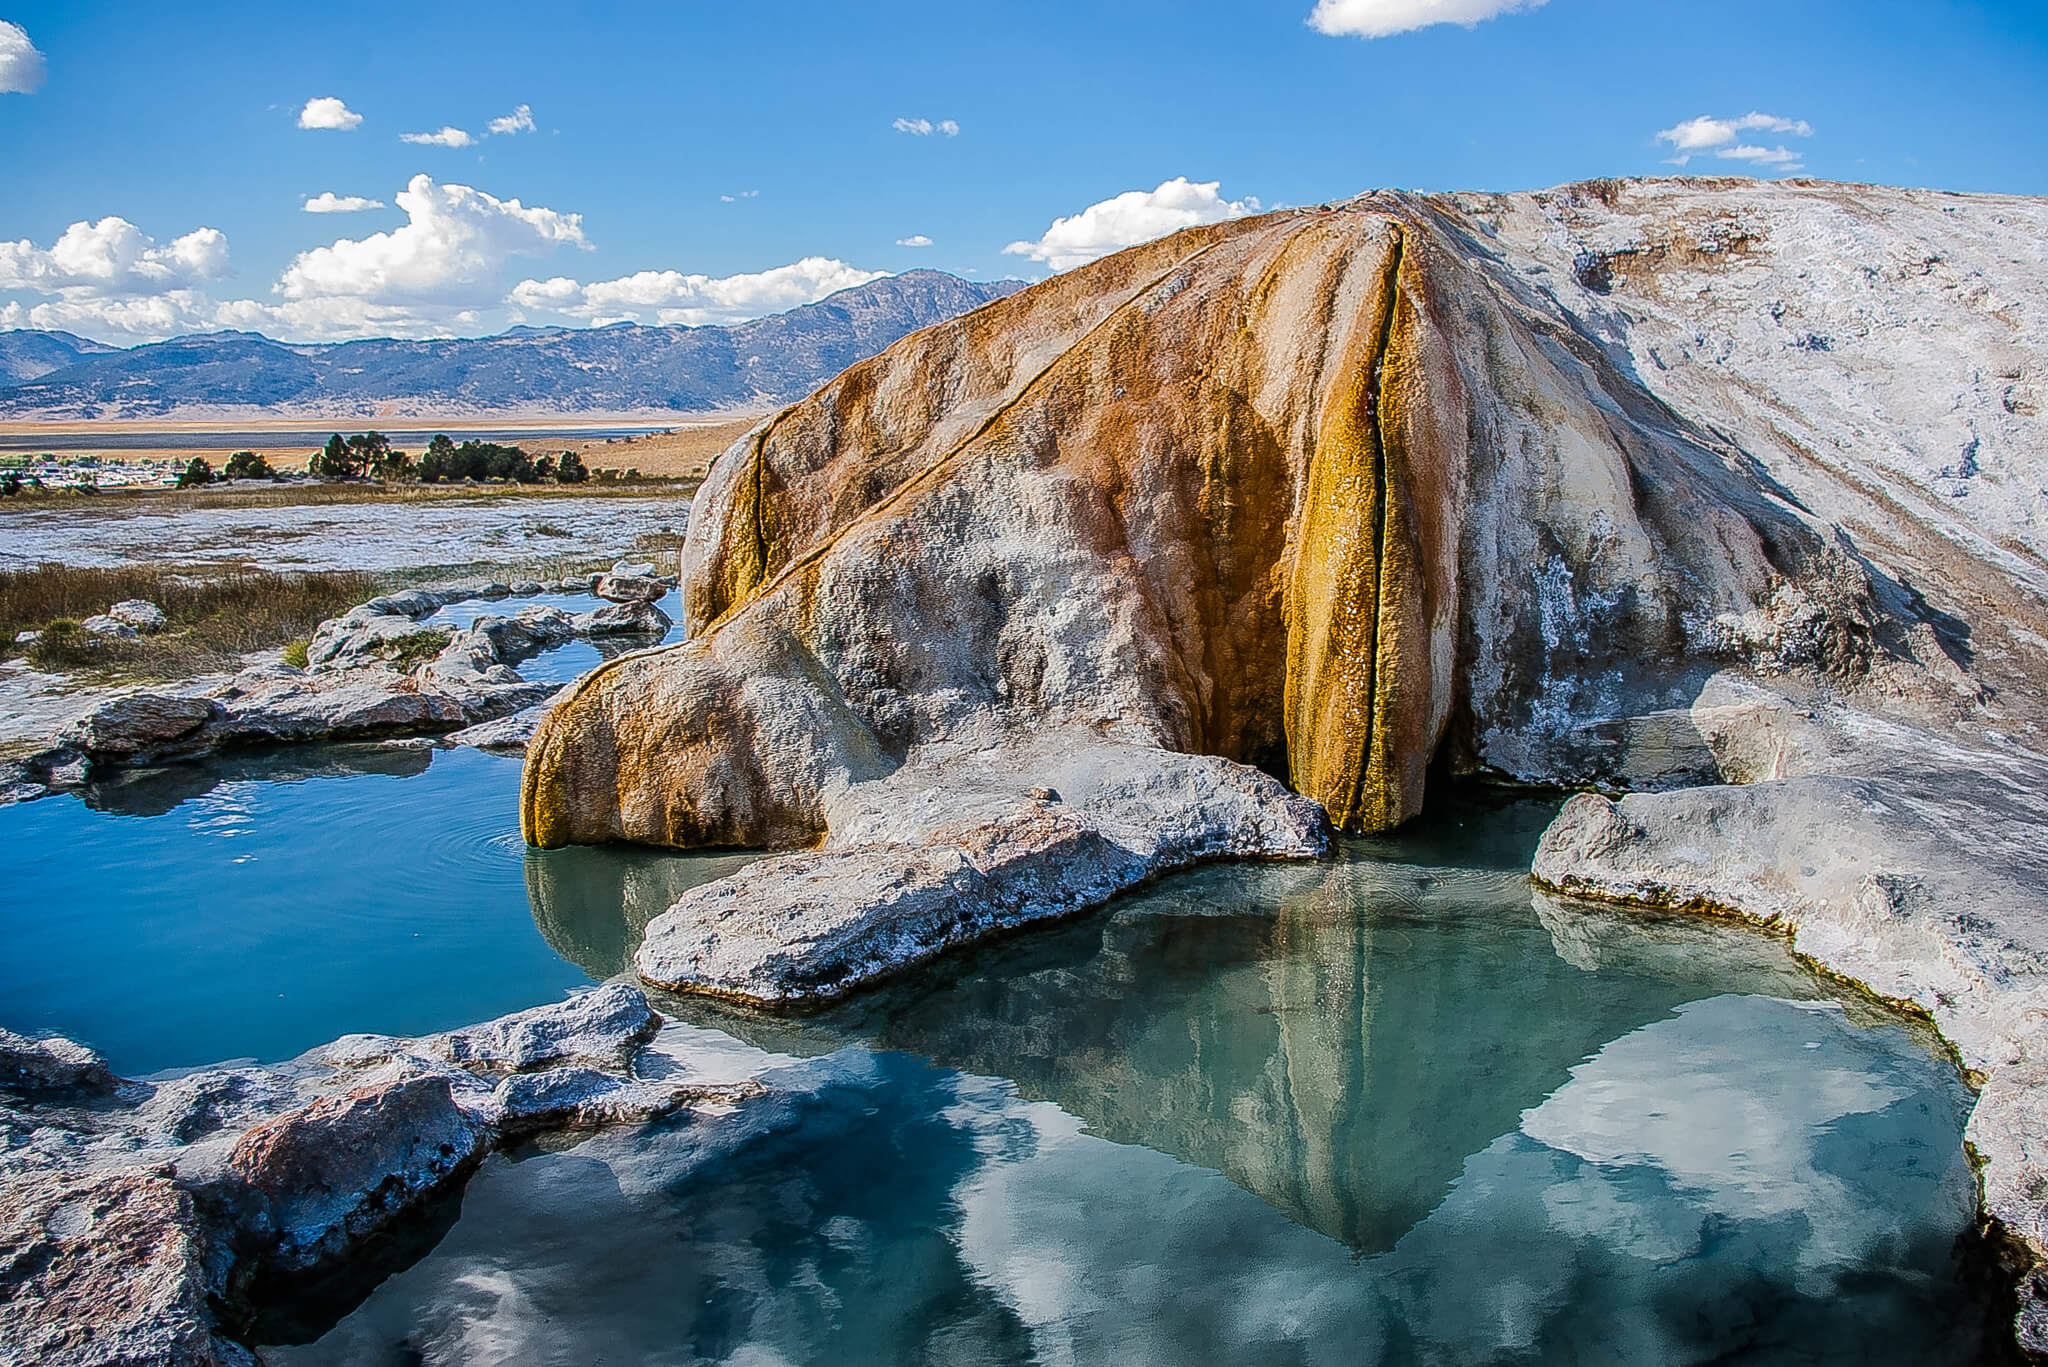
549,417,759,480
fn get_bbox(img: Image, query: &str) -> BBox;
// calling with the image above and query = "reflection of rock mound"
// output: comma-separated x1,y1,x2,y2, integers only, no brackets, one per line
808,856,1850,1256
523,846,754,980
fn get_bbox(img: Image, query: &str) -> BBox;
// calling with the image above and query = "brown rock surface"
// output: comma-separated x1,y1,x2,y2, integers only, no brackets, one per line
0,1171,248,1367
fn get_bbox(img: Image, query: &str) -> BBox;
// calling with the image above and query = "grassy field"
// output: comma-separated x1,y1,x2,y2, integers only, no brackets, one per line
0,414,761,482
3,564,385,679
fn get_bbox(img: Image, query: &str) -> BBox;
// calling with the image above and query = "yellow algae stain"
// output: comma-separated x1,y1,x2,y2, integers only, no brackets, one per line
1283,227,1421,833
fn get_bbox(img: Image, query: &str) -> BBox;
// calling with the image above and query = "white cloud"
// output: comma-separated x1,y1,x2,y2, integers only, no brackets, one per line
1657,112,1814,169
297,96,362,131
401,126,475,148
1717,144,1802,167
510,256,886,327
0,218,229,294
1,292,221,339
896,234,933,248
0,217,231,339
278,174,586,308
892,117,959,136
0,179,888,344
1003,177,1260,271
487,104,535,136
1307,0,1545,38
719,190,760,203
0,19,45,94
302,192,386,214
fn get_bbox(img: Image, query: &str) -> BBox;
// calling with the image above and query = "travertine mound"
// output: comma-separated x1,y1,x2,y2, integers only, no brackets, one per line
527,180,2043,853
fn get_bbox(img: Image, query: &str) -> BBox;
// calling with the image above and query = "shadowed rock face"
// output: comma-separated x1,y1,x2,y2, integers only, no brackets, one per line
524,189,1972,848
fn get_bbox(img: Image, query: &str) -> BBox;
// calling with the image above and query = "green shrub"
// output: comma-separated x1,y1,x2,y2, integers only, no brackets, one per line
281,638,310,668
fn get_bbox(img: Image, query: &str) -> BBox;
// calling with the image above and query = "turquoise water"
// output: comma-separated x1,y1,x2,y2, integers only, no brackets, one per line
0,751,1996,1361
0,744,741,1073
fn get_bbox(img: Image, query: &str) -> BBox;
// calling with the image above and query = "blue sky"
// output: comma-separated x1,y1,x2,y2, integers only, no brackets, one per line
2,0,2044,344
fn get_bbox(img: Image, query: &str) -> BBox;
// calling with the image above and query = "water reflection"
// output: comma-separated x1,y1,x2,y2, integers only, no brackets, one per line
524,842,753,979
77,742,433,818
277,991,1982,1366
768,854,1838,1257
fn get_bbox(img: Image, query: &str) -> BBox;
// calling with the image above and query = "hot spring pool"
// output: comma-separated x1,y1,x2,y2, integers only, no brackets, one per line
0,745,1998,1363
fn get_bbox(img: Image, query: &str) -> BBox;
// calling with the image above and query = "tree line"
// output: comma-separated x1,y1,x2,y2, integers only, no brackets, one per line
308,432,589,484
170,433,597,487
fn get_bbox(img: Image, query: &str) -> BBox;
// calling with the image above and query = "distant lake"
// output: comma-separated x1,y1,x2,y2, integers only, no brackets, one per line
0,424,670,453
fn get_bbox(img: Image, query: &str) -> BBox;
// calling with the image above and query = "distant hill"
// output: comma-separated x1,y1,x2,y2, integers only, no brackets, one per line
0,329,119,386
0,271,1025,419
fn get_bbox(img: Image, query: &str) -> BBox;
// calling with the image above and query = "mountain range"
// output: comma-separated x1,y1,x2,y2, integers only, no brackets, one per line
0,271,1024,419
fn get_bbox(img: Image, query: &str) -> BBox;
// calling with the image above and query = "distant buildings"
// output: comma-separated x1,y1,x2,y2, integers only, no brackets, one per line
0,454,182,488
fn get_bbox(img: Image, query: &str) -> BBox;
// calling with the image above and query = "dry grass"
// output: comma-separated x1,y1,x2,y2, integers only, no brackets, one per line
554,418,758,480
2,551,640,682
5,564,382,679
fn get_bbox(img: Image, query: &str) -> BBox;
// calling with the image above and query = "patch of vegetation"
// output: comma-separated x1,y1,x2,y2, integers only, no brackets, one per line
310,431,416,482
415,434,590,485
281,638,310,669
223,450,276,481
4,564,381,681
176,457,213,488
381,629,453,673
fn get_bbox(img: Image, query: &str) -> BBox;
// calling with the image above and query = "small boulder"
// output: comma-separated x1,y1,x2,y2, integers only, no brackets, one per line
360,588,442,618
0,1028,119,1100
572,601,672,636
510,579,544,596
443,701,555,753
594,572,667,604
213,671,467,743
610,559,657,578
489,1067,701,1138
15,628,42,645
59,693,219,760
432,983,661,1074
106,600,168,632
78,615,138,639
227,1074,485,1273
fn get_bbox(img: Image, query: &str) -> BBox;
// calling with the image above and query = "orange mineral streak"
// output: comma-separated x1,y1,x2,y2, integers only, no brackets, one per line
521,207,1462,848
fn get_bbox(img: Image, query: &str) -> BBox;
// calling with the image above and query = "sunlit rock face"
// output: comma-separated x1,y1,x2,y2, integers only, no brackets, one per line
525,179,2036,849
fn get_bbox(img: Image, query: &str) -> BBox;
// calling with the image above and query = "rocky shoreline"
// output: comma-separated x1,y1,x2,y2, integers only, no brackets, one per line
0,986,780,1365
0,566,676,807
1530,681,2048,1354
